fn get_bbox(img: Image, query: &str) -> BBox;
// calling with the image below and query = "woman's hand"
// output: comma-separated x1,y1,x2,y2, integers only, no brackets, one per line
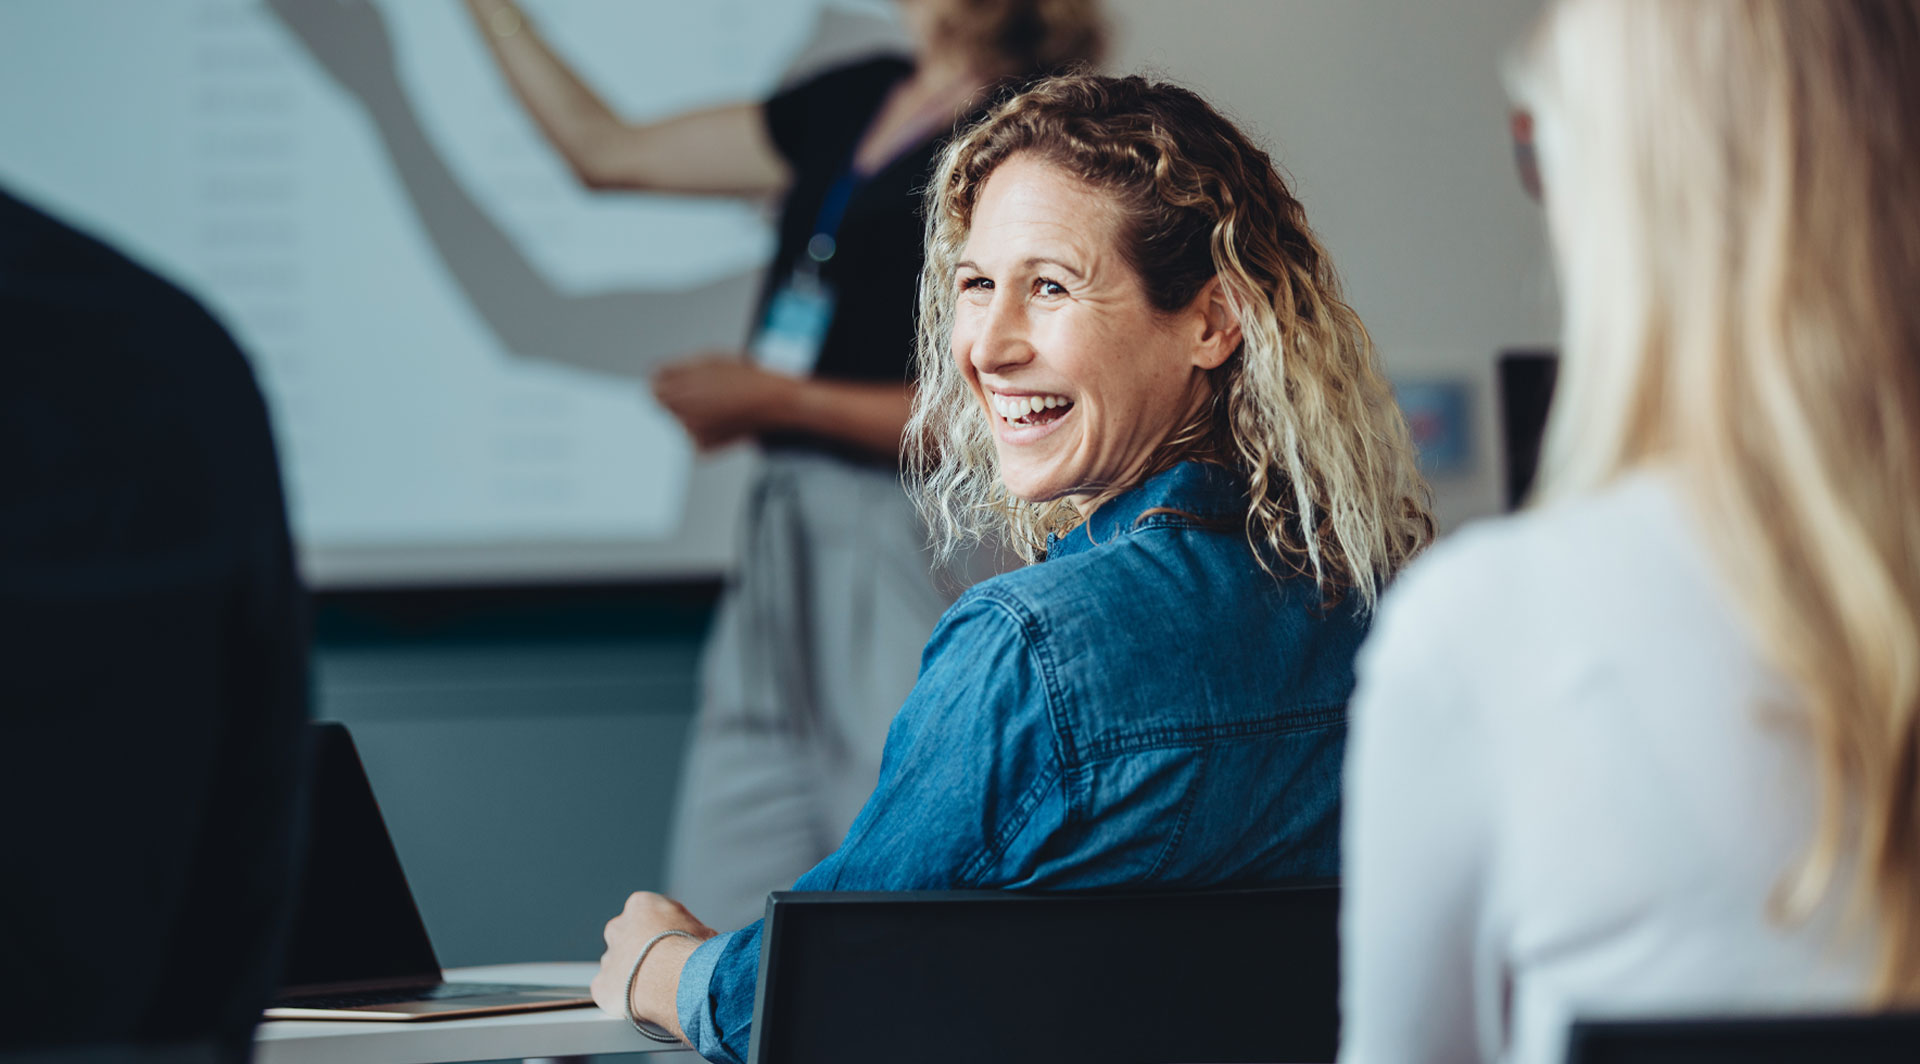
590,891,717,1035
651,355,799,450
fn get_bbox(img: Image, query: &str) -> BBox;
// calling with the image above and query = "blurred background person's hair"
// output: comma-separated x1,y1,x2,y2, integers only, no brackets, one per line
1515,0,1920,998
916,0,1107,76
1342,3,1920,1061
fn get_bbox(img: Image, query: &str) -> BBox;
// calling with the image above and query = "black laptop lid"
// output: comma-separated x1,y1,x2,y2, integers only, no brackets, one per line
277,722,441,993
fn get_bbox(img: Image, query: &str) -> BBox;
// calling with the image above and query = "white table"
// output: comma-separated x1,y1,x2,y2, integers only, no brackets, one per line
255,963,699,1064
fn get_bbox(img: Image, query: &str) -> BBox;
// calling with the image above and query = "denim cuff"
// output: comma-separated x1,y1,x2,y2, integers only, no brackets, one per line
676,930,741,1064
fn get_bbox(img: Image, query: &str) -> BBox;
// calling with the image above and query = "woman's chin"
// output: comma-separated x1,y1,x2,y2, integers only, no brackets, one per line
992,426,1078,504
998,472,1059,507
997,467,1073,506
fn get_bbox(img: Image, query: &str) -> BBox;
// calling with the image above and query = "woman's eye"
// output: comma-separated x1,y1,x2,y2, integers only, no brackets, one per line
958,276,992,293
1035,277,1068,297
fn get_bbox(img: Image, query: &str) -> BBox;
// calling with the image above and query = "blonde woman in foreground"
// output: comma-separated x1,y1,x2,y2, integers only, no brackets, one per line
1340,1,1920,1061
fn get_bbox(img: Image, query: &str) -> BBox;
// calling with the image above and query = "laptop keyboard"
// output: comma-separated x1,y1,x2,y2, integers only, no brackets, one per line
277,983,579,1010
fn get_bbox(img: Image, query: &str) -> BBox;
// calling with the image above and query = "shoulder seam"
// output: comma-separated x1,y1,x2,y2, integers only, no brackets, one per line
1077,701,1348,762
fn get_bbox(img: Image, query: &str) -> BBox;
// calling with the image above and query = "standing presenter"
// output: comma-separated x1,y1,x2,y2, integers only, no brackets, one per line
463,0,1107,928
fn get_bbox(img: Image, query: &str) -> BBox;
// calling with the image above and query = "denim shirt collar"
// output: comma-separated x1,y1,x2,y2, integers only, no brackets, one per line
1044,461,1246,560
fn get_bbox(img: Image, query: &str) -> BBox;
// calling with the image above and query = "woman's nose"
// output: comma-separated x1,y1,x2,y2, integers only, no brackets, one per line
969,291,1034,376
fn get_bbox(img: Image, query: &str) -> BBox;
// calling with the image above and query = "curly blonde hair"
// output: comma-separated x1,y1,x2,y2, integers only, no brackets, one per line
905,74,1434,606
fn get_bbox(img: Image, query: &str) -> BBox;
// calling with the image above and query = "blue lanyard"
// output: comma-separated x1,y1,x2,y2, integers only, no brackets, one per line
803,171,863,266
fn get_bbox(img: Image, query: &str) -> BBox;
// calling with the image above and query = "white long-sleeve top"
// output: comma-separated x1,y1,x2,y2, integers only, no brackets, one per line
1339,470,1876,1064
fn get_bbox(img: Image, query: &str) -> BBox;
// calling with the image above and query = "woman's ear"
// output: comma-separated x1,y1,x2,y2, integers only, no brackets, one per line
1189,277,1242,371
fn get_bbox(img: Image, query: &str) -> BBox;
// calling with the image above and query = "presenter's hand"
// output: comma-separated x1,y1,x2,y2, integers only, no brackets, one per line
268,0,402,104
591,891,717,1037
652,355,799,450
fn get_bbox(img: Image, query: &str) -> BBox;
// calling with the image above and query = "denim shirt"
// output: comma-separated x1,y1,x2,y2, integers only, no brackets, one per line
677,461,1367,1062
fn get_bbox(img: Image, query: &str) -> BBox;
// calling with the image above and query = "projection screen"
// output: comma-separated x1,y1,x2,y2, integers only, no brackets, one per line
0,0,905,587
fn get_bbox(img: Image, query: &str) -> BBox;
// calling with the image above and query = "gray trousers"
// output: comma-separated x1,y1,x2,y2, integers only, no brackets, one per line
663,451,973,930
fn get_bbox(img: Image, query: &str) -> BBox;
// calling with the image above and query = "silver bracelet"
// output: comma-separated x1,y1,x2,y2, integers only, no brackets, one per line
624,929,698,1044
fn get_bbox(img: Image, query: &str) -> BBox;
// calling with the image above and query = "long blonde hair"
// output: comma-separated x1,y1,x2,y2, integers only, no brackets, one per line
905,74,1433,606
1511,0,1920,999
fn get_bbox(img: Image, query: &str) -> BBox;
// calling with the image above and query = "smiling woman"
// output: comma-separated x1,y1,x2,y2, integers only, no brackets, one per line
593,74,1435,1064
910,75,1434,603
947,154,1236,510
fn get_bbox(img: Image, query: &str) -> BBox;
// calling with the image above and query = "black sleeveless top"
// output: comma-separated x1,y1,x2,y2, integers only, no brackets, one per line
756,56,954,461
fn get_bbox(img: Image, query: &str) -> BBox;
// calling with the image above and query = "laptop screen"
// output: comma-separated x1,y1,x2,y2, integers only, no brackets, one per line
1498,350,1559,510
278,723,442,992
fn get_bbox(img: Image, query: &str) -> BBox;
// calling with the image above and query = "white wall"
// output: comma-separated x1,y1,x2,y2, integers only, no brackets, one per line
1105,0,1560,528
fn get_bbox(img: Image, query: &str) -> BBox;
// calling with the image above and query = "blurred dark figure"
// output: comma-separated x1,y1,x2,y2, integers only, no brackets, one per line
0,189,308,1062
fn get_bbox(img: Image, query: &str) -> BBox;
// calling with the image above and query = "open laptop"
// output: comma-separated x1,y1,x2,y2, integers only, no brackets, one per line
265,722,592,1021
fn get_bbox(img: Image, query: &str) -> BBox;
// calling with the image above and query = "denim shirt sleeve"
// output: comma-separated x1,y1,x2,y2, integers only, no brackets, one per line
676,593,1066,1062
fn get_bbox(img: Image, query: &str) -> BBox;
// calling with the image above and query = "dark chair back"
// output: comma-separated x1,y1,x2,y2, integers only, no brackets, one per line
747,882,1339,1064
1567,1011,1920,1063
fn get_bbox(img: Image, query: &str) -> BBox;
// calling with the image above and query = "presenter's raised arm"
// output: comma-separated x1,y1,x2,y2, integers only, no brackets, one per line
462,0,790,196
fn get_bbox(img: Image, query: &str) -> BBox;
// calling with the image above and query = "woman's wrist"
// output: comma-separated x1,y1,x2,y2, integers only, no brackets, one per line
629,932,706,1042
773,374,826,436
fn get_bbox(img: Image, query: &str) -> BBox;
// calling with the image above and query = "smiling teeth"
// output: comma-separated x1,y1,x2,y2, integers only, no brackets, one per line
991,393,1071,419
